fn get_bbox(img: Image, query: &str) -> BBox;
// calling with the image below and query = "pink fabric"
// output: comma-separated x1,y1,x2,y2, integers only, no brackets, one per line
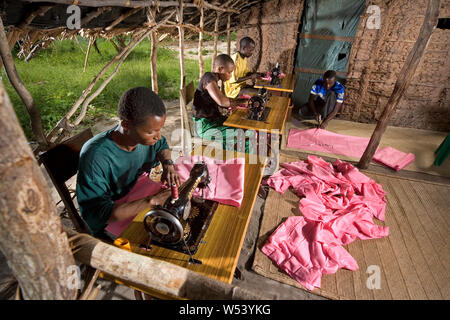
261,72,287,82
287,129,415,171
175,155,245,207
373,147,415,171
240,94,251,100
105,174,164,236
261,156,389,290
105,156,246,236
287,128,375,158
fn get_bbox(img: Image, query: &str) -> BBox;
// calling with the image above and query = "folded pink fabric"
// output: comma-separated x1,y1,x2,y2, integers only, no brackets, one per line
175,155,245,207
105,156,245,236
373,146,415,171
261,71,286,82
261,156,389,290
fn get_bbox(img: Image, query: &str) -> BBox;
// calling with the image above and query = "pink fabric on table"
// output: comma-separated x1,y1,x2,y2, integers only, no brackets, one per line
175,155,245,207
261,72,286,82
105,156,245,236
240,94,251,100
373,146,415,171
105,173,164,236
261,155,388,291
287,128,375,158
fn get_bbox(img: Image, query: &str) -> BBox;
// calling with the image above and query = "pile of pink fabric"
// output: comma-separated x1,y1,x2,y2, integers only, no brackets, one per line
261,71,287,82
287,128,415,171
261,155,389,291
105,155,245,236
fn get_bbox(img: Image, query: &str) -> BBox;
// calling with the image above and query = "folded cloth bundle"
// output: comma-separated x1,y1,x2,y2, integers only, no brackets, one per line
373,146,415,171
261,156,389,291
105,156,246,236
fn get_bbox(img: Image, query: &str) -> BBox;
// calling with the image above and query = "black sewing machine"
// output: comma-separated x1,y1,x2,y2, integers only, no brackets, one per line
142,162,217,264
247,88,270,121
269,62,282,86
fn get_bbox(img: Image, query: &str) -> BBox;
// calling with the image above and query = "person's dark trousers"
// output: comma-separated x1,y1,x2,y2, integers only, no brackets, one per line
293,91,337,120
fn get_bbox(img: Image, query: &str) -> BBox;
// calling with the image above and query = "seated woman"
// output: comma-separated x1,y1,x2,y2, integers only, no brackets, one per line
193,54,255,153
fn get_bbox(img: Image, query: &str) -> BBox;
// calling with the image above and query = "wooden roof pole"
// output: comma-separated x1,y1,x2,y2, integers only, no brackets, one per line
146,7,159,94
177,0,185,90
0,80,77,300
198,4,204,80
357,0,440,170
0,16,49,150
211,12,219,71
226,14,231,56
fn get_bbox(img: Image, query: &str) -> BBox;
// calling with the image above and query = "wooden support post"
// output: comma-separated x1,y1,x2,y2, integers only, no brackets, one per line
211,12,220,71
150,31,159,94
357,0,440,169
0,80,77,300
227,14,231,56
66,229,263,300
83,37,94,72
0,16,49,150
177,0,185,90
198,5,204,80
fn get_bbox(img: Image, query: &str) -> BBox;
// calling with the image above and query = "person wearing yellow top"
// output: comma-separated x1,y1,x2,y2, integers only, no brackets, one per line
224,37,263,98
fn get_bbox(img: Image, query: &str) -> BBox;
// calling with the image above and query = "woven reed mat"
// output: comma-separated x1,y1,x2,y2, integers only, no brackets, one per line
252,155,450,300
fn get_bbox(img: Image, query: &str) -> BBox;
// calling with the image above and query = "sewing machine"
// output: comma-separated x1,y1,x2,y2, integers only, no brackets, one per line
142,162,217,264
269,62,282,86
247,88,270,121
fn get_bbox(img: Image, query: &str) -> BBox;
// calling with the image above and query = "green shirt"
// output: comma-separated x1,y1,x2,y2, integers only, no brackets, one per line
76,126,169,236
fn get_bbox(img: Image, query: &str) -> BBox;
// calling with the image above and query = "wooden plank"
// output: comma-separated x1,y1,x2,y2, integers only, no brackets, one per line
120,147,266,286
254,74,296,93
224,96,290,132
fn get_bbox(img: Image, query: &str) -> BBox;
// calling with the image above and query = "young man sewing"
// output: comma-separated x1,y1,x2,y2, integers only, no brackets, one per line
76,87,181,239
224,36,263,99
193,53,254,153
293,70,345,129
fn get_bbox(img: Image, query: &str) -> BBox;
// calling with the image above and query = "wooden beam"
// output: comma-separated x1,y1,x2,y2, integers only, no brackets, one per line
105,7,142,31
211,12,219,71
357,0,440,169
0,80,77,300
177,0,185,90
198,4,204,80
226,14,231,56
66,229,263,299
23,0,240,13
83,36,93,72
0,16,49,149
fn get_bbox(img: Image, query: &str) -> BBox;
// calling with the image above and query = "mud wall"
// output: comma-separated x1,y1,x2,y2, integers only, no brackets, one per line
237,0,449,131
235,0,304,75
343,0,450,131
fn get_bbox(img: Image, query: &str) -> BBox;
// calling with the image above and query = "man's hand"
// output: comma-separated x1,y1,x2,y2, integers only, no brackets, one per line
319,121,328,130
161,164,181,187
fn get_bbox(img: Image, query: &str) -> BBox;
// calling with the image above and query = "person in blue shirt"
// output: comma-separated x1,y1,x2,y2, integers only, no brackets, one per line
293,70,345,129
76,87,181,239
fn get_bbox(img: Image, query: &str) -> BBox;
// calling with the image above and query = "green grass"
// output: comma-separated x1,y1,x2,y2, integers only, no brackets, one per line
2,36,212,140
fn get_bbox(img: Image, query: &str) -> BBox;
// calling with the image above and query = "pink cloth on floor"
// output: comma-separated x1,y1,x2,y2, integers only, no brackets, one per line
261,156,389,291
105,156,245,236
288,129,415,171
373,147,415,171
175,155,245,207
287,128,375,158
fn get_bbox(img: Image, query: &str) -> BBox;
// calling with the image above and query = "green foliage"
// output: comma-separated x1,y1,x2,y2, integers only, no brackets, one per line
2,36,212,140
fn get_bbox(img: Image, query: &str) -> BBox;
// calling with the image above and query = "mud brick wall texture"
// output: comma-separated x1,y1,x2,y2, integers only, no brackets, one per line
237,0,449,132
235,0,304,76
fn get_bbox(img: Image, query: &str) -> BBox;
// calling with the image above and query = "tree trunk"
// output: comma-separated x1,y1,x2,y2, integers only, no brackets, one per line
0,16,48,150
358,0,440,169
211,13,220,71
0,80,77,300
